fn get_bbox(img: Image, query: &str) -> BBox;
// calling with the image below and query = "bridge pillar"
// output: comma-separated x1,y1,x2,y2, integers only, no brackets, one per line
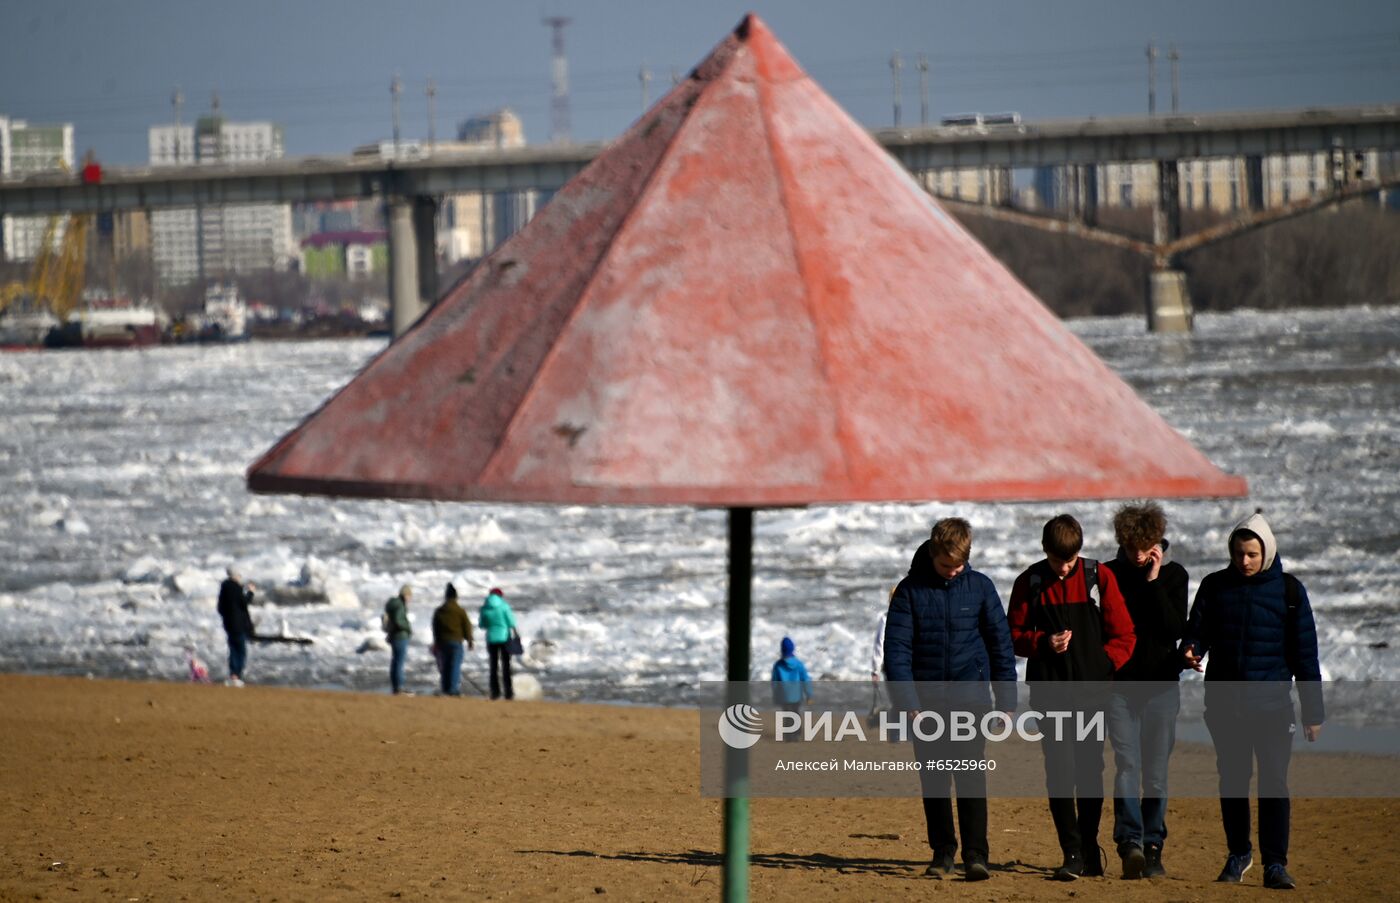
413,196,439,310
388,199,422,338
1080,165,1098,227
1245,155,1264,211
387,195,442,338
1147,161,1191,332
1153,160,1182,247
1146,269,1193,333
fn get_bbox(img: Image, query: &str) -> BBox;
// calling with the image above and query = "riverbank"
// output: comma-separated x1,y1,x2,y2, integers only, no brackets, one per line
1,675,1393,900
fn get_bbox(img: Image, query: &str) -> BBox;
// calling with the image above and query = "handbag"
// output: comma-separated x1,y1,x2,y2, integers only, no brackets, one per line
505,628,524,657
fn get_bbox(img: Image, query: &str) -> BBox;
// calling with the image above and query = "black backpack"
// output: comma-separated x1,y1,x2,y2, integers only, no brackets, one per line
1026,559,1100,622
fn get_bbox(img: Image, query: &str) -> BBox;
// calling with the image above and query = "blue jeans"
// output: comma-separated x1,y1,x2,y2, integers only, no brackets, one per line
226,632,248,680
389,636,410,693
439,641,464,695
1108,683,1180,848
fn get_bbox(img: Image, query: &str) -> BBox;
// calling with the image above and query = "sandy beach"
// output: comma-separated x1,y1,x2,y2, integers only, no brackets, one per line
1,674,1394,901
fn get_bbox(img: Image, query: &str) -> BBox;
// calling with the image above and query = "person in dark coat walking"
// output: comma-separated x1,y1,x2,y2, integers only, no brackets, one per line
1007,514,1136,881
216,567,256,686
1102,502,1189,879
884,518,1017,882
1182,511,1324,891
431,583,475,696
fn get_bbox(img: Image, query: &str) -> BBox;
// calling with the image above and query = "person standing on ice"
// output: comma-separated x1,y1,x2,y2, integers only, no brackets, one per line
216,567,256,686
478,588,517,700
383,585,414,695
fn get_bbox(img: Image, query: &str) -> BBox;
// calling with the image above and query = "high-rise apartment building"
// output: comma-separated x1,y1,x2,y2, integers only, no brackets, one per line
148,116,294,285
0,116,75,261
440,108,536,262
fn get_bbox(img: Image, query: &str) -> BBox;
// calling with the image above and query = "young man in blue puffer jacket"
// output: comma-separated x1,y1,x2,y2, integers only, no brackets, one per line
1182,511,1324,891
883,518,1017,882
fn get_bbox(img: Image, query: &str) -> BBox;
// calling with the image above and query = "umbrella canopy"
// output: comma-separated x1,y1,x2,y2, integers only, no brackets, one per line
248,15,1244,505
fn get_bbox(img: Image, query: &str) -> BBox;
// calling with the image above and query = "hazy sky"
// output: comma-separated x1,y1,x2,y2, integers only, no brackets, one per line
2,0,1397,165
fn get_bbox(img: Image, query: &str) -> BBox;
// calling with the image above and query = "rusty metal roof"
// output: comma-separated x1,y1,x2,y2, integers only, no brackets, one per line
247,14,1246,506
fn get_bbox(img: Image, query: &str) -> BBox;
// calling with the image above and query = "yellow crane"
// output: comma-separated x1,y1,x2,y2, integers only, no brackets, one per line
0,161,89,320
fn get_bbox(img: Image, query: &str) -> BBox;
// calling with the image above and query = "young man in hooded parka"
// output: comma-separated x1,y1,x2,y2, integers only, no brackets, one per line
1181,512,1324,891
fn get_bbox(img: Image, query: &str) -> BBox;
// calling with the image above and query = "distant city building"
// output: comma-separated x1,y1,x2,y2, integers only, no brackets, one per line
293,200,369,239
457,109,526,146
299,230,388,280
0,116,75,262
443,108,536,262
148,116,294,286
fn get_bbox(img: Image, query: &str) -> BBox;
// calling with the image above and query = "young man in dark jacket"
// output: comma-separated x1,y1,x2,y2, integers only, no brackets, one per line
216,567,256,686
1182,512,1323,891
431,583,475,696
1008,514,1135,881
1102,502,1189,879
884,518,1017,882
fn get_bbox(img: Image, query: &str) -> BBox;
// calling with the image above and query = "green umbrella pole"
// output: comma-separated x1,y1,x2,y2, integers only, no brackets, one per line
723,506,753,903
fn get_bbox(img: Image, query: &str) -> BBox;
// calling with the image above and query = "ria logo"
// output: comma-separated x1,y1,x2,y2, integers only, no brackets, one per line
717,704,763,749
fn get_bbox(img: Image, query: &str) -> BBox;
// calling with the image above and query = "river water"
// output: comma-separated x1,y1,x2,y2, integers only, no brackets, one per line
1,305,1396,703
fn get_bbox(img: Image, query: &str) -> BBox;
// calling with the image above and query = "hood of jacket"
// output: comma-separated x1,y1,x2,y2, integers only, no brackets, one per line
1230,512,1278,572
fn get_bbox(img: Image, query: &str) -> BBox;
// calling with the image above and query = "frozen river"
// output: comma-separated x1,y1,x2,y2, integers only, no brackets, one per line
1,305,1397,703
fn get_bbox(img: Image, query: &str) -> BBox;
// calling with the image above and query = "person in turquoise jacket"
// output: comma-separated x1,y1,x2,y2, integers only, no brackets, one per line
770,636,813,713
478,587,517,700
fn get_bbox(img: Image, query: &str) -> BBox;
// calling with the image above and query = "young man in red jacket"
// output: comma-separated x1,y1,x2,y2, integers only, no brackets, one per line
1007,514,1135,881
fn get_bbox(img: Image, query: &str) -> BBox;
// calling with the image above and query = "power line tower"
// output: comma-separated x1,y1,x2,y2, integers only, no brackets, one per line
426,77,438,150
1168,44,1180,113
917,53,929,126
1146,40,1158,116
889,51,903,127
543,16,572,143
390,73,403,153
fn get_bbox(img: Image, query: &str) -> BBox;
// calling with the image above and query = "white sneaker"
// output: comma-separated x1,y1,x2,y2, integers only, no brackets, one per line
225,676,245,687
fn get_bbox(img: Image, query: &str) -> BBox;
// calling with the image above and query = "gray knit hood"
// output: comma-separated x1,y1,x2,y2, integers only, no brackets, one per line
1229,511,1278,572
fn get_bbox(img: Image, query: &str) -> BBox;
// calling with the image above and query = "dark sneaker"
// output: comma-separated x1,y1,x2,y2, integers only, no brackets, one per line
1143,844,1166,878
964,855,990,882
1051,852,1083,881
1264,864,1296,890
1217,852,1254,883
1119,842,1146,880
923,850,955,878
1082,844,1105,877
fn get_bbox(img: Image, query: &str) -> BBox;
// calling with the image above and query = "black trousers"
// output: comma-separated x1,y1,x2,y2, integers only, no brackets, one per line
1205,704,1294,866
1038,709,1106,857
487,641,514,700
912,729,990,860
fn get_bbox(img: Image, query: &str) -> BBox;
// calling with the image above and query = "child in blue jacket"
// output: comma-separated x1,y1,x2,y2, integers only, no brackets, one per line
770,636,813,712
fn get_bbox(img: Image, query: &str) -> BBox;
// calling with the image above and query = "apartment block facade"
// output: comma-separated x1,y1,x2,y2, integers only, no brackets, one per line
0,116,75,261
148,117,294,285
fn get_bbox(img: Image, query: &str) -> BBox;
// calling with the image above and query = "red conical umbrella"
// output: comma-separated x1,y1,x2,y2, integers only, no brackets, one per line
249,14,1245,899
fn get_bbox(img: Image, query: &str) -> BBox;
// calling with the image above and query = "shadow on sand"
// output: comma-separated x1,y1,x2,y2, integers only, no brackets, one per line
517,848,1046,881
